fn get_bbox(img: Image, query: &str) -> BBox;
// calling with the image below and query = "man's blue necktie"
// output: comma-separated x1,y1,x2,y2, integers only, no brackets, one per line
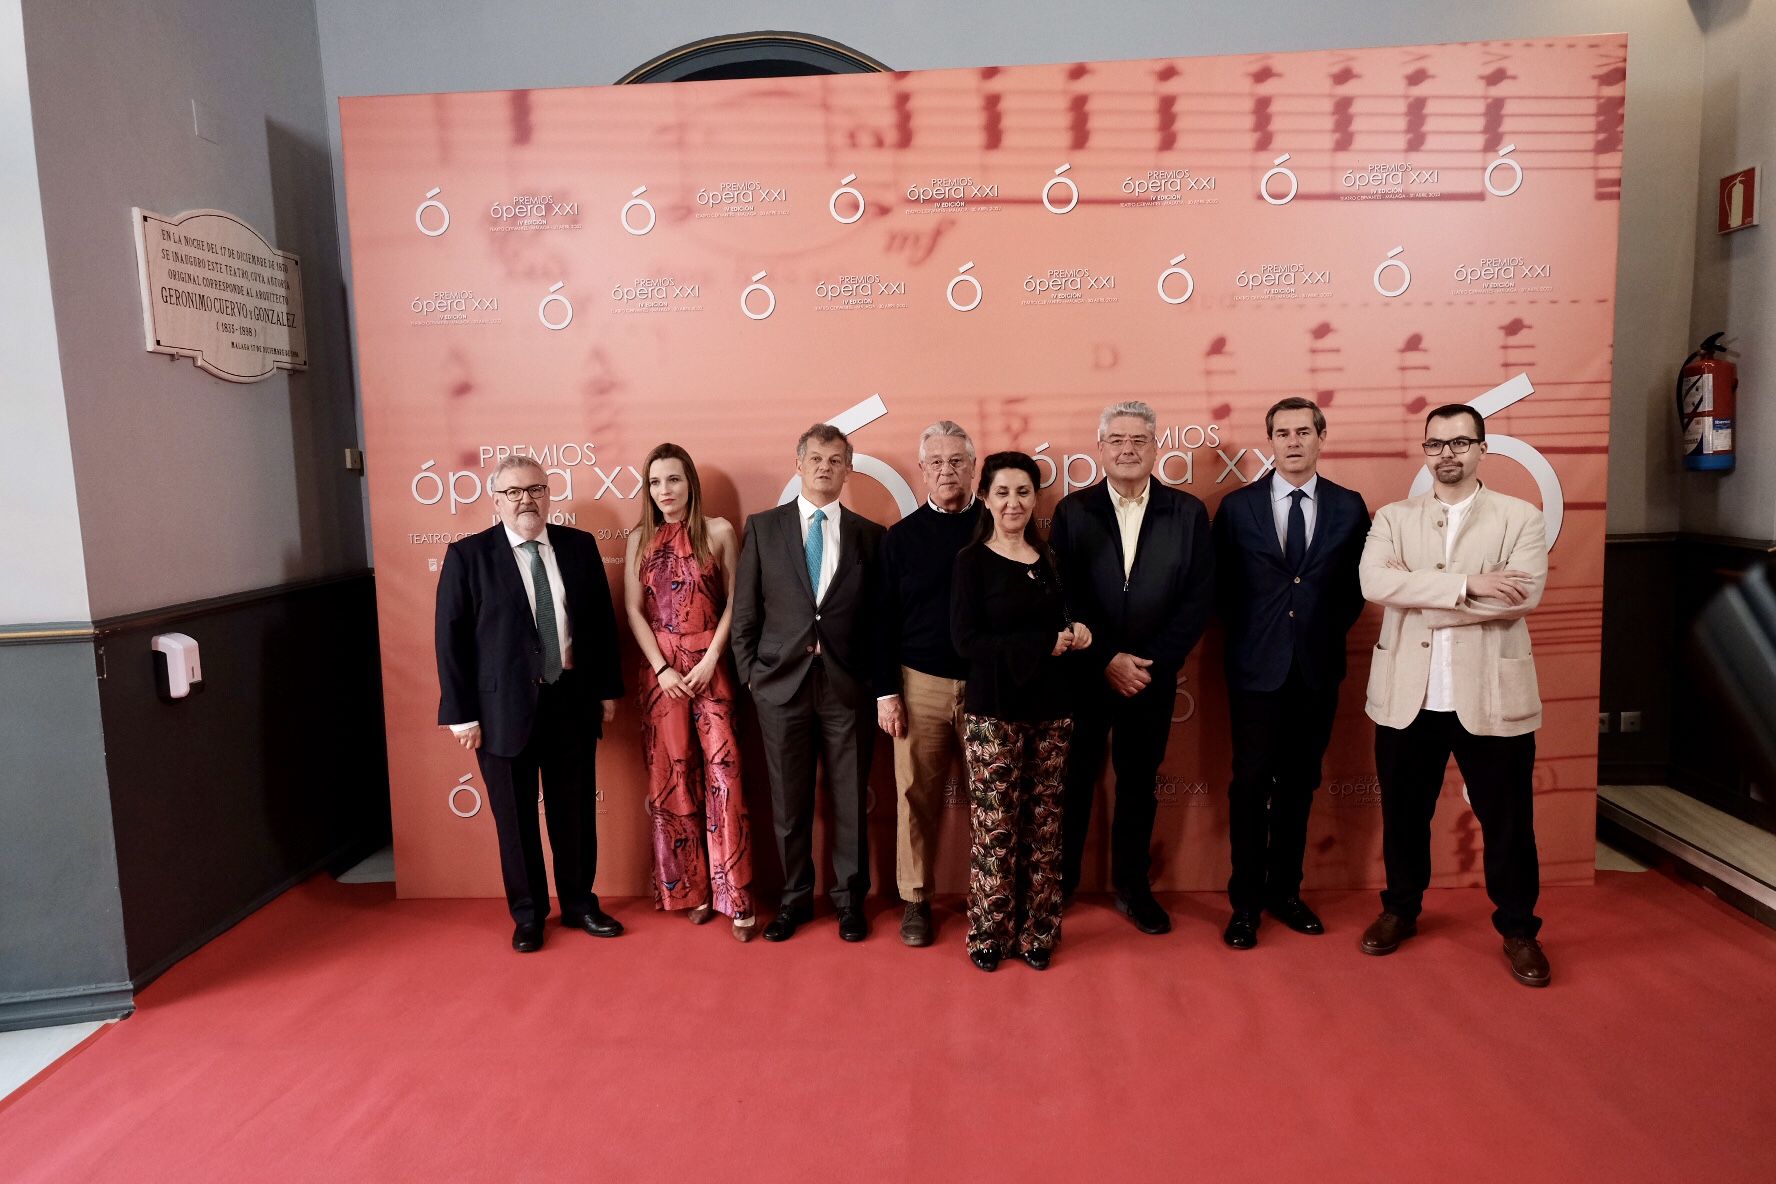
805,507,826,600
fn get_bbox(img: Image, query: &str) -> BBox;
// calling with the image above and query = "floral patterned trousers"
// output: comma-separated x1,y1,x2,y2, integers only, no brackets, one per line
962,714,1073,956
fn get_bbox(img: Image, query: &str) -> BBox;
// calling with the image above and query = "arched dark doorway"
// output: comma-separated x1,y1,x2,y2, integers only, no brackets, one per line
617,31,887,84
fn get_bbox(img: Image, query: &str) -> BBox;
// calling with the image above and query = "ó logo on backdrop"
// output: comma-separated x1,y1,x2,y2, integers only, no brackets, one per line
946,261,983,312
1157,254,1195,305
1485,145,1524,197
1373,246,1411,297
538,282,573,330
1042,164,1079,214
621,186,656,236
741,271,776,320
448,773,481,818
775,394,919,518
415,187,450,236
1261,154,1298,205
1410,371,1565,547
829,174,865,224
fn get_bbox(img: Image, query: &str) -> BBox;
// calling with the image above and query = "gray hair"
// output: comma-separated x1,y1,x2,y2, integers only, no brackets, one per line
1098,400,1158,440
491,454,546,485
795,422,854,464
916,420,976,462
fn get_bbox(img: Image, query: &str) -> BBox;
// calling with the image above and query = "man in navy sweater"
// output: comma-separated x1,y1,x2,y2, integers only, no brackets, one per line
875,421,985,946
1212,398,1369,948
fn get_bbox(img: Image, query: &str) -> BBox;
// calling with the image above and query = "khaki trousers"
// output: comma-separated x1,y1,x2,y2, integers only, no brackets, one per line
893,666,967,902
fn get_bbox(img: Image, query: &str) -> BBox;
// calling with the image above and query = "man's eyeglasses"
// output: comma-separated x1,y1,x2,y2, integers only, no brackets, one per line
1103,434,1154,449
494,483,550,502
921,457,970,473
1421,437,1478,456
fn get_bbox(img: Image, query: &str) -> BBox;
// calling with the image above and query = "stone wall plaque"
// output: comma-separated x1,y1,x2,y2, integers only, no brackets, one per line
132,208,307,382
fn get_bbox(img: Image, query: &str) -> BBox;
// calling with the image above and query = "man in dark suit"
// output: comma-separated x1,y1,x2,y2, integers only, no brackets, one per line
732,424,887,943
435,456,625,953
1052,401,1214,934
1213,397,1370,949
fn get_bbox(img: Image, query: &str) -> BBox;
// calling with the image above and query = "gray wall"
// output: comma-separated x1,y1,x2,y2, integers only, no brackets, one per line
1687,0,1776,541
0,0,128,1031
22,0,366,620
313,0,1707,539
0,0,89,624
0,641,130,1028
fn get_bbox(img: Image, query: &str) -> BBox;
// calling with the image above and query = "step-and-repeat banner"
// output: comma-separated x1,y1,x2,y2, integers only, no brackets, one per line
340,37,1623,899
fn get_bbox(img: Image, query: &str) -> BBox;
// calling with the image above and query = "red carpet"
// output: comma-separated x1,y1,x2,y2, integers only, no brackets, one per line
1,870,1772,1182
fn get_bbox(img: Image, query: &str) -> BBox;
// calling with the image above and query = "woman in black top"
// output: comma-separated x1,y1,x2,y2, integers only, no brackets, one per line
950,451,1093,971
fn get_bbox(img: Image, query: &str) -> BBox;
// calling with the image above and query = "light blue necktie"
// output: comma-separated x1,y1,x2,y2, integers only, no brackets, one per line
519,540,562,683
805,507,826,600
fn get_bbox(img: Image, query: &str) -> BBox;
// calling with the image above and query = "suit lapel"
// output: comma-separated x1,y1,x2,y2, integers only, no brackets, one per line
821,506,856,607
1301,476,1338,565
489,527,538,640
1083,480,1121,571
1248,475,1285,566
552,530,579,635
777,501,817,604
1129,478,1164,570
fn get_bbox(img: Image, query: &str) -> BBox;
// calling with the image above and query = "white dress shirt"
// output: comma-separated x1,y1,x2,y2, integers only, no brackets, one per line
1423,488,1476,712
448,525,573,735
1111,479,1150,579
1271,471,1320,551
796,494,842,602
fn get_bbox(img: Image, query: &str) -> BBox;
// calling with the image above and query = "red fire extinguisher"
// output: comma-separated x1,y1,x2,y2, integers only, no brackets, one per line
1677,331,1737,472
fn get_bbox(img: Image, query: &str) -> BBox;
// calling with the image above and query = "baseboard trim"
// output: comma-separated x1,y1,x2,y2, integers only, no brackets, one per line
0,983,135,1034
127,840,365,991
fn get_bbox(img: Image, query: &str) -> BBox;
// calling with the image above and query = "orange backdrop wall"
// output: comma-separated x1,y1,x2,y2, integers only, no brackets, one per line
339,37,1623,900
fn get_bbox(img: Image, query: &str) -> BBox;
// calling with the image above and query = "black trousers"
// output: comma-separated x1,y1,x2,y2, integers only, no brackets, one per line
1060,676,1173,896
756,658,873,913
475,673,601,928
1226,666,1339,912
1375,709,1542,939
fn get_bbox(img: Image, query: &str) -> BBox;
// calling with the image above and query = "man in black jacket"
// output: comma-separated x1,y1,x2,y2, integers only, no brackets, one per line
732,424,888,943
1052,401,1214,933
1213,397,1370,949
434,456,626,953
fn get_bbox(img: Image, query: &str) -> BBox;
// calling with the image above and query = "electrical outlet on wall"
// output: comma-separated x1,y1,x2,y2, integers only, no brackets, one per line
1620,710,1643,734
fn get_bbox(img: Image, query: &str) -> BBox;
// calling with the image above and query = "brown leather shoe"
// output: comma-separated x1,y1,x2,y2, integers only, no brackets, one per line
900,901,934,947
1359,912,1416,956
1503,937,1551,988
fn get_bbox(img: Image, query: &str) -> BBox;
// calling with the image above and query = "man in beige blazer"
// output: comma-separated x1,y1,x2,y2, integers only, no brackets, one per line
1356,403,1551,987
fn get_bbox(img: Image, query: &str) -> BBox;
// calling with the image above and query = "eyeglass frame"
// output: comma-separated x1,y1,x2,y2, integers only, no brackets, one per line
492,483,551,502
1421,437,1480,457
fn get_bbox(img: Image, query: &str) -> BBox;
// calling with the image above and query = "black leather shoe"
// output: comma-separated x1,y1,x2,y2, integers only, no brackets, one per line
1267,896,1325,935
562,908,624,938
762,908,808,942
1021,947,1052,971
1114,890,1173,935
837,906,868,943
1503,937,1551,988
512,923,544,953
1223,910,1260,949
1359,912,1416,956
969,948,1001,972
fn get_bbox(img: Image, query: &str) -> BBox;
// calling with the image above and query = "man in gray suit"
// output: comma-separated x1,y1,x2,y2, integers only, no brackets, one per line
732,423,888,942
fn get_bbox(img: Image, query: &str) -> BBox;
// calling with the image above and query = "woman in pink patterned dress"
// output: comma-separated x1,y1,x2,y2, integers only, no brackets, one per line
623,444,756,940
